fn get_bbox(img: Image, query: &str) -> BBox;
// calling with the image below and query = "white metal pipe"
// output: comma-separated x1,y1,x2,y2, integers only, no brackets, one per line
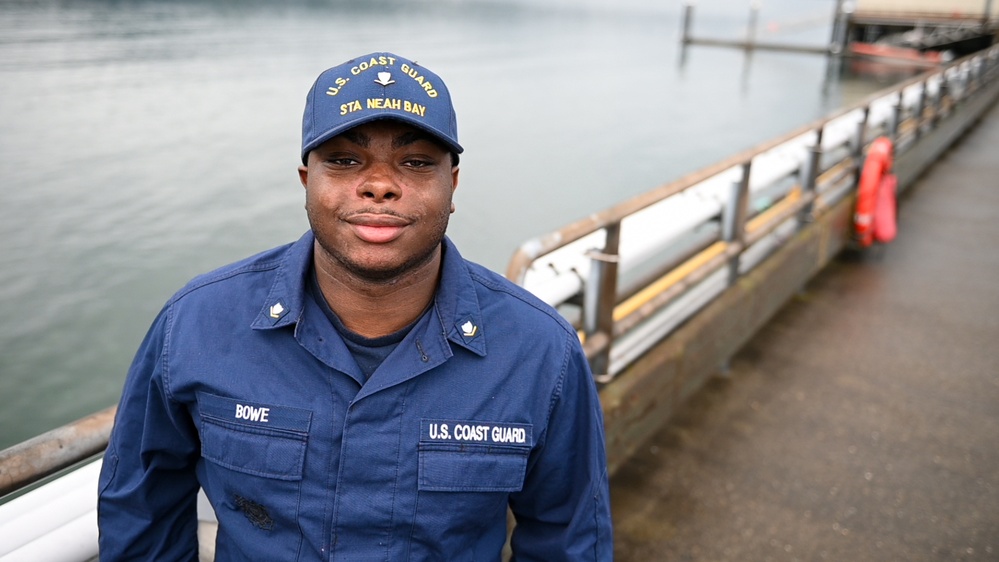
0,459,101,555
525,271,584,308
609,268,730,376
739,218,800,275
618,195,723,269
0,510,97,562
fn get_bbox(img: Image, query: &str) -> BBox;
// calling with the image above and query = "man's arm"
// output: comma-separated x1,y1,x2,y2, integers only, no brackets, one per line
508,335,613,561
97,307,201,561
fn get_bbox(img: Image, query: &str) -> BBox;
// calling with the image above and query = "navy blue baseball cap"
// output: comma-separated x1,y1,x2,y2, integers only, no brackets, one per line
301,52,463,163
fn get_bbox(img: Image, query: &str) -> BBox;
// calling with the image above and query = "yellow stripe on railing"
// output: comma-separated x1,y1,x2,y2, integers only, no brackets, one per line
612,241,729,322
579,184,809,343
746,186,803,236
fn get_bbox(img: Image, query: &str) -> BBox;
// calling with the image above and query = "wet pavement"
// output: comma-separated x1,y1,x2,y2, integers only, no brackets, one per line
610,101,999,561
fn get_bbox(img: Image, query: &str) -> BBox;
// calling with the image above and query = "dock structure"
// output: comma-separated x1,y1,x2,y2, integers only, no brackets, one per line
680,2,837,55
837,0,999,58
611,96,999,561
682,0,998,60
849,0,999,27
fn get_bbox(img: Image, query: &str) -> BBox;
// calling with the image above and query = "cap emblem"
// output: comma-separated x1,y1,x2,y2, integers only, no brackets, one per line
374,72,395,86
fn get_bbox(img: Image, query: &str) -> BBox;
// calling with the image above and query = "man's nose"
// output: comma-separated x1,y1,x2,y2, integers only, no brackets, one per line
357,163,402,202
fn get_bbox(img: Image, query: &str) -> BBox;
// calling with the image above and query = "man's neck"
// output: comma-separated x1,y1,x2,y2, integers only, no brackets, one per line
312,244,441,339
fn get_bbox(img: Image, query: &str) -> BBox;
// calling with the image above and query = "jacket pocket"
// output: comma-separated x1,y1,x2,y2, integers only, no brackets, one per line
197,392,312,481
418,442,530,492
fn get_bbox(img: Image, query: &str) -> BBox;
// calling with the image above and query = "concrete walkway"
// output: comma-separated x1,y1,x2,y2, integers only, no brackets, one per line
610,100,999,561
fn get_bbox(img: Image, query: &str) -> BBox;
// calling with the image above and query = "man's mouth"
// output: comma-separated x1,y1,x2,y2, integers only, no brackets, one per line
346,213,410,244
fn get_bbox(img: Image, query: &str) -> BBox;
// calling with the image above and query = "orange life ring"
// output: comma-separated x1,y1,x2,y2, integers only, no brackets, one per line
873,172,897,244
854,136,895,248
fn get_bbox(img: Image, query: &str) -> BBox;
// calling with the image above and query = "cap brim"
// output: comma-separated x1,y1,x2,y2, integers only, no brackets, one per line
301,113,463,163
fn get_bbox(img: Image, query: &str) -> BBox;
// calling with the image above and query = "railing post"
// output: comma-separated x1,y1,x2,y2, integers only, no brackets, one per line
746,1,760,50
583,222,621,378
853,106,869,185
801,127,823,222
959,63,969,103
916,81,927,140
681,3,694,45
829,0,849,55
890,92,903,143
933,77,948,127
722,162,751,283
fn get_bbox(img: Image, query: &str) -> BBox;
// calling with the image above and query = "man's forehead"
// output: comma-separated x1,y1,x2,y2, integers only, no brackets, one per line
331,121,446,150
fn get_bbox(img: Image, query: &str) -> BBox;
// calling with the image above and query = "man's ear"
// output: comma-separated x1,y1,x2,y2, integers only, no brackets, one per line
298,164,309,189
450,167,459,213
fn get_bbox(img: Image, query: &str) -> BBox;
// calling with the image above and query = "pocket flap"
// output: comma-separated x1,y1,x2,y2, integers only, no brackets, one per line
418,418,533,493
419,443,529,492
198,392,311,481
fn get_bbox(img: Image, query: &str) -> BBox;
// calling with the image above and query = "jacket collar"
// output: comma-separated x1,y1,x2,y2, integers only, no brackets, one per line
251,232,487,358
251,231,313,332
434,236,487,358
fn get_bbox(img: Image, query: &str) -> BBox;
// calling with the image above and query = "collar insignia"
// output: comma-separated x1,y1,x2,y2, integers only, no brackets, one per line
460,320,478,338
269,302,286,319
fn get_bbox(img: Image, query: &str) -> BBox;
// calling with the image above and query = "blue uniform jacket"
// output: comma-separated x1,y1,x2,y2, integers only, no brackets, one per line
97,232,612,561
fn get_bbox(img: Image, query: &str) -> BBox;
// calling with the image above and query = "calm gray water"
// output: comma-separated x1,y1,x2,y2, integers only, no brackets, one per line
0,0,903,449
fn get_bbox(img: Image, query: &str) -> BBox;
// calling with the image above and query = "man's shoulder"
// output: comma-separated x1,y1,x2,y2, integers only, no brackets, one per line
167,239,300,307
462,259,576,338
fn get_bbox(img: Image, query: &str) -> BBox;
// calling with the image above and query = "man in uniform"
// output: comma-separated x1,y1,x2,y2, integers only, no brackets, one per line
98,52,613,561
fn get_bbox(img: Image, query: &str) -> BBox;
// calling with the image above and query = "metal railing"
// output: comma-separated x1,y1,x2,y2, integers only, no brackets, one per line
0,407,115,498
506,45,999,383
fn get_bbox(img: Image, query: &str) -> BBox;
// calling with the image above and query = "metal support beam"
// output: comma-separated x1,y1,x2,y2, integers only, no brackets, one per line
746,2,760,49
801,127,824,222
723,162,751,283
583,223,621,378
890,93,903,142
914,81,927,141
681,3,694,45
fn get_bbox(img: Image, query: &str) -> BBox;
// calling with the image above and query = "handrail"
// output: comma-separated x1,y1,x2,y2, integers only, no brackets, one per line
506,45,999,382
0,407,116,498
506,49,992,283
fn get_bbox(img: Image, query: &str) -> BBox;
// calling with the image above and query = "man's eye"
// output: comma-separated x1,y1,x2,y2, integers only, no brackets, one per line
327,157,358,166
404,159,433,169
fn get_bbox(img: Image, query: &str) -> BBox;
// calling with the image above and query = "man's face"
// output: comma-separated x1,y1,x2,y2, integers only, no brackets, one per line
299,120,459,283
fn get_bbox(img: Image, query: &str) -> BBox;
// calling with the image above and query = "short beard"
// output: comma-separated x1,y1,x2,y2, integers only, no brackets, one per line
307,204,451,285
320,237,443,285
